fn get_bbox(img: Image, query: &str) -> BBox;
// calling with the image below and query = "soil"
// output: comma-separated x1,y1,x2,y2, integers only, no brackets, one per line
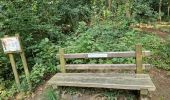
149,68,170,100
140,27,169,38
133,23,170,39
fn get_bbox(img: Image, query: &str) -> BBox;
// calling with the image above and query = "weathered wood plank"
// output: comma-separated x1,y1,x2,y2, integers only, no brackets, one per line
53,75,151,80
51,73,150,79
64,64,151,70
51,81,155,91
56,51,151,59
136,45,143,73
48,73,155,91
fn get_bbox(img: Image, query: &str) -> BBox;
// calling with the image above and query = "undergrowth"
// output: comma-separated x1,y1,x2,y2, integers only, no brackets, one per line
65,21,168,70
42,87,58,100
60,87,136,100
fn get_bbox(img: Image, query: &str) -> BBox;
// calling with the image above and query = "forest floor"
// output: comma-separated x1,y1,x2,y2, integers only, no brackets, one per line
150,68,170,100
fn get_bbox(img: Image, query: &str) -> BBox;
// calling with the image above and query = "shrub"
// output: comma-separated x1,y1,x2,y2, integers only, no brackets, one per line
65,20,166,69
30,38,59,88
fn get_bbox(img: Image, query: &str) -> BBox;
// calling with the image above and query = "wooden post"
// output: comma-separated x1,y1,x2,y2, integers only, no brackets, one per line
136,44,143,74
59,48,66,73
20,51,32,90
4,35,21,88
15,34,32,90
140,89,149,100
9,53,21,88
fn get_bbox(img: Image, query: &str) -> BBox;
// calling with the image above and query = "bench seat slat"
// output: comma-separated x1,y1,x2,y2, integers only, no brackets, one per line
59,51,151,59
64,64,151,70
48,73,156,91
52,73,151,79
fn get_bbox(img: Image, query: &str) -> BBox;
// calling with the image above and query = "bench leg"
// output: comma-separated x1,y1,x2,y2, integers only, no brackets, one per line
140,89,149,100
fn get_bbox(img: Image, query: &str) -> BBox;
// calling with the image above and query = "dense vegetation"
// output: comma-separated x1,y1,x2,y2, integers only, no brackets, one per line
0,0,170,99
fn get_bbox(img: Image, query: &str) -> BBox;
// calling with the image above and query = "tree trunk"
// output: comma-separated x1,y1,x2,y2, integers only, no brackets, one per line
159,0,162,22
168,0,170,16
125,0,131,19
108,0,112,11
168,7,170,16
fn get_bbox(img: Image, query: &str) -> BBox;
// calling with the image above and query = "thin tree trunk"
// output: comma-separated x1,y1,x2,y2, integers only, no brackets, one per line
108,0,112,11
125,0,131,19
159,0,162,22
168,0,170,16
105,0,112,11
168,7,170,16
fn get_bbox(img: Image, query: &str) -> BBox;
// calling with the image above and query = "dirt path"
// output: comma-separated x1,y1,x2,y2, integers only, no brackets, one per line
140,27,169,38
133,23,170,39
150,68,170,100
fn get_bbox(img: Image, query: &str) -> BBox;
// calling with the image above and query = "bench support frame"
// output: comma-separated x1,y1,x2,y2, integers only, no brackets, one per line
55,44,154,100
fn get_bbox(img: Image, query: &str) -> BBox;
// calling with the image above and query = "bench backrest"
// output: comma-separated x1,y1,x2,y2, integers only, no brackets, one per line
57,44,151,74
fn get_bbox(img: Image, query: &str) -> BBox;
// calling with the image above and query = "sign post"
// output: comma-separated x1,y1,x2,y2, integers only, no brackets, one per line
16,34,31,90
1,34,31,90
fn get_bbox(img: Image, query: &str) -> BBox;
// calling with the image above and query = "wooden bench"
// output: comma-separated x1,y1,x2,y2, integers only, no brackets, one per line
48,45,156,100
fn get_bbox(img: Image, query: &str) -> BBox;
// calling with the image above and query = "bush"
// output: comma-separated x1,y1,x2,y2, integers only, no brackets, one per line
65,20,166,68
152,36,170,70
30,38,59,88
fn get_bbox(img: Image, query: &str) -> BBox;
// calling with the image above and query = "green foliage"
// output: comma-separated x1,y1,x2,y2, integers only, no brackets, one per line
0,1,61,40
56,0,91,30
66,21,130,53
43,87,58,100
63,87,79,95
65,20,165,67
30,38,59,88
152,36,170,70
103,90,136,100
0,83,17,99
132,0,159,23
